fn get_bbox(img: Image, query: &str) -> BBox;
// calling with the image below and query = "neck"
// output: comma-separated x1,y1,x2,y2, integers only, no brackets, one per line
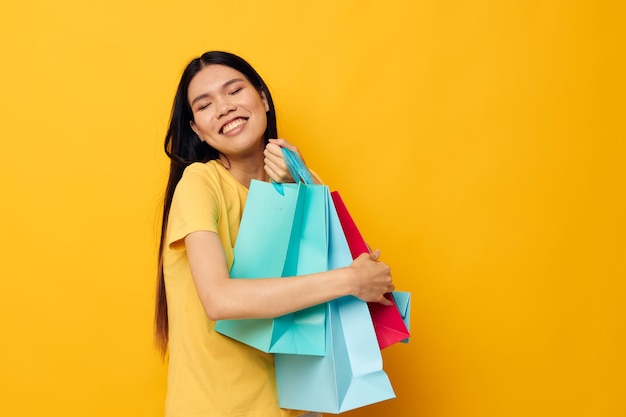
218,152,268,189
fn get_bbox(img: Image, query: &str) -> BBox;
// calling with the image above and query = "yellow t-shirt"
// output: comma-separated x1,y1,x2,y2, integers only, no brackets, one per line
163,160,302,417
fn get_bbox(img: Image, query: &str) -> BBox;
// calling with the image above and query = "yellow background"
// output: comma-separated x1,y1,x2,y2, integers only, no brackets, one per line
1,1,624,416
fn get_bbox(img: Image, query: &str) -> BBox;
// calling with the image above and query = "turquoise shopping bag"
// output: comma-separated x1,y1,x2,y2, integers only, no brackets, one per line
214,179,329,356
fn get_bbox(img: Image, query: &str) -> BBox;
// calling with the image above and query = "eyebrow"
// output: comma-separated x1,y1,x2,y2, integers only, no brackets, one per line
190,78,246,106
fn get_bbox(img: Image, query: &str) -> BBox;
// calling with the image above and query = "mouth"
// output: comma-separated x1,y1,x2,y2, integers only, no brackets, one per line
220,118,248,135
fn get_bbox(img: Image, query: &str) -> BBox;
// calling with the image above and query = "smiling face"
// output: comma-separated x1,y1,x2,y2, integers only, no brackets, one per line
188,64,270,159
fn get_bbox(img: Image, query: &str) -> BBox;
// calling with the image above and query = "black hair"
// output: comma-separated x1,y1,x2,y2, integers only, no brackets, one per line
155,51,277,355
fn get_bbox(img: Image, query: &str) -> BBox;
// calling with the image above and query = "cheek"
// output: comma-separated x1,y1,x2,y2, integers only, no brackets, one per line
254,107,268,130
194,116,216,135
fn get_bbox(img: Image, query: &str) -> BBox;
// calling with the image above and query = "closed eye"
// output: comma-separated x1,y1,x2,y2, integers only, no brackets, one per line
229,87,243,95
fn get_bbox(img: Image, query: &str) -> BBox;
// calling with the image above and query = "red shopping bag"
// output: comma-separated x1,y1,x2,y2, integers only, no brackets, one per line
330,191,410,349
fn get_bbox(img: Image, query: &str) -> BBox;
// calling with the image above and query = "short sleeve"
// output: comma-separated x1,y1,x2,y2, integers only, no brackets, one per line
167,164,220,251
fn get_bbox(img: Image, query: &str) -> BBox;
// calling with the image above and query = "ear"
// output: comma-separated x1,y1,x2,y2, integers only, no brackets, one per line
260,90,270,112
190,120,203,141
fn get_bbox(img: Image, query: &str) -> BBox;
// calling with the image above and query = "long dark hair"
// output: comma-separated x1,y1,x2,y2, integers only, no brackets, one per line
155,51,278,355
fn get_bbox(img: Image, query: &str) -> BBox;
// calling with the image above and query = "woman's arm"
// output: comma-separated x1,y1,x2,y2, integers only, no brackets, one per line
186,230,393,321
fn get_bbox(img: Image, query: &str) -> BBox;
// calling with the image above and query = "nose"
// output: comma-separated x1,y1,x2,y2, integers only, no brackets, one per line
216,96,236,119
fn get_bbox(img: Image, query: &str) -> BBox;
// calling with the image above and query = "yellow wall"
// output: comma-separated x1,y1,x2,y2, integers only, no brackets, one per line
1,1,624,416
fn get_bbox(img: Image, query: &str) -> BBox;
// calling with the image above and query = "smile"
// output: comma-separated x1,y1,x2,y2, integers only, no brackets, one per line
221,118,247,135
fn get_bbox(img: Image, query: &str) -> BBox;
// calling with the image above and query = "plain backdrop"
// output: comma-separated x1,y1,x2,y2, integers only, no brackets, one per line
1,1,624,416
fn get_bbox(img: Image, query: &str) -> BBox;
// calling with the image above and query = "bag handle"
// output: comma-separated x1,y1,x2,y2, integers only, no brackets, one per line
271,148,315,195
282,148,315,185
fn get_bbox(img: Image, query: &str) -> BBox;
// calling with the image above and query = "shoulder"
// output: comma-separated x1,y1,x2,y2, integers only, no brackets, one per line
169,161,225,228
175,160,246,214
177,160,227,190
172,161,222,203
182,160,222,180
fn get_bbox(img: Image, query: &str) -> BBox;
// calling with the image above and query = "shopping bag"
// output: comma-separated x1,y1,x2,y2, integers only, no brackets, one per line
275,298,396,414
367,292,412,348
329,191,370,259
391,291,411,344
330,191,410,349
214,179,328,356
274,197,395,413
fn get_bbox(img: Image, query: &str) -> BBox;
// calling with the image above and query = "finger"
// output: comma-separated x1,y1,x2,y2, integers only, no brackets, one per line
264,154,283,172
264,165,284,183
378,295,393,306
369,249,381,261
264,142,283,159
269,138,298,153
265,159,295,182
264,145,289,169
264,145,293,179
264,157,292,182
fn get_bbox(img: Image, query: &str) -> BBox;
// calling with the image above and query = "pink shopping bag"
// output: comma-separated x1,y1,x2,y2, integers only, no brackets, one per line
330,191,410,349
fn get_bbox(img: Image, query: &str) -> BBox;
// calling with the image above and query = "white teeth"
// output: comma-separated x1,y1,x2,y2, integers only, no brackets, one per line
222,118,246,134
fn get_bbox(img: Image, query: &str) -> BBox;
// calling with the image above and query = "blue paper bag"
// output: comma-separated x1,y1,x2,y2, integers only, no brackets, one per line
215,180,329,356
274,188,395,413
275,297,396,414
391,292,411,344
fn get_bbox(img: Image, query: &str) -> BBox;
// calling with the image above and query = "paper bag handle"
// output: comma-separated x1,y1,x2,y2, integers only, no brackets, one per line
270,148,315,195
282,148,315,185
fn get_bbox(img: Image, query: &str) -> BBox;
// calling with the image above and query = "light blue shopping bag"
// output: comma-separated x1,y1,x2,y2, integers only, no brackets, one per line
274,185,396,413
275,297,396,414
391,291,411,344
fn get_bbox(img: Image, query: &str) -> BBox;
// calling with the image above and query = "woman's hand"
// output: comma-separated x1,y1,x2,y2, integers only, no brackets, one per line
348,250,395,306
264,138,301,183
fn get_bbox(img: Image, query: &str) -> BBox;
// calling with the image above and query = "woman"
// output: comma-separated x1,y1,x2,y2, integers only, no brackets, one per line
154,51,394,417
